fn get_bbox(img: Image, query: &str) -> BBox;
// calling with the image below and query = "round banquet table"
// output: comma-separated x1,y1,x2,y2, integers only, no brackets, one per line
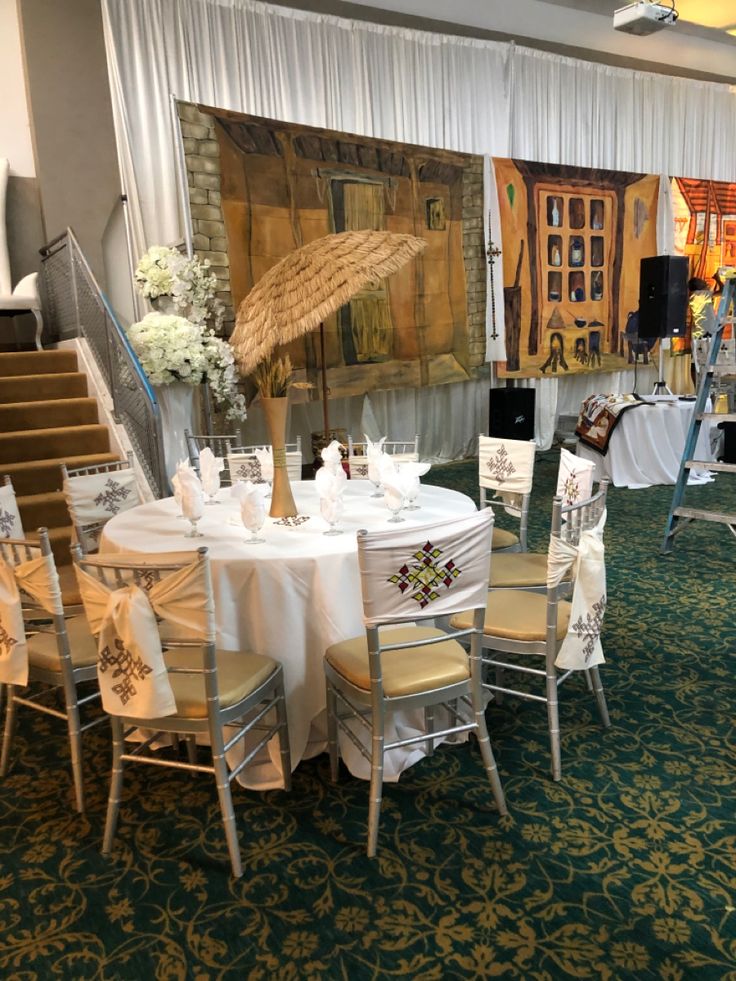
100,480,476,789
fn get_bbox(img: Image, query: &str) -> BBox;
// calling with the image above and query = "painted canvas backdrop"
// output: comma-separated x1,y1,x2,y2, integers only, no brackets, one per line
177,101,487,400
493,158,660,379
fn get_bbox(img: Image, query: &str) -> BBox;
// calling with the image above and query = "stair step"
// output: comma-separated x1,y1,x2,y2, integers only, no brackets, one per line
684,460,736,472
26,525,74,567
0,349,77,377
0,371,88,404
0,452,119,495
0,424,110,465
16,490,70,530
674,506,736,525
0,397,99,432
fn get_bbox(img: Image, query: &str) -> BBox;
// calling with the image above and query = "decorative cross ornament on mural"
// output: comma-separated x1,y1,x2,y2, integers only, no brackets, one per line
99,636,152,706
388,540,462,609
569,595,606,665
94,478,132,516
486,212,502,342
0,509,15,537
486,445,516,484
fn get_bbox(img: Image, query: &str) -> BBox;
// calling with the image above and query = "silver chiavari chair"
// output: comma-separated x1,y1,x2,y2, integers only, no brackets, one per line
227,437,303,487
61,452,141,556
72,545,292,878
0,528,103,811
184,431,238,483
346,434,420,479
324,508,507,857
478,435,536,553
452,480,611,781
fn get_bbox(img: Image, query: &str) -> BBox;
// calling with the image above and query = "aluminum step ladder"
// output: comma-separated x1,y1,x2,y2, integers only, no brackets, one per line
661,277,736,554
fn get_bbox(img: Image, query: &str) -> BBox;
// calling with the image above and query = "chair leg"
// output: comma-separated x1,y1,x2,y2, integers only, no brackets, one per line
470,688,507,817
210,727,242,878
325,679,340,783
546,656,562,782
65,697,86,813
103,716,126,855
0,686,17,776
424,706,435,756
367,722,385,858
185,735,197,765
274,682,292,792
32,308,44,350
588,666,611,728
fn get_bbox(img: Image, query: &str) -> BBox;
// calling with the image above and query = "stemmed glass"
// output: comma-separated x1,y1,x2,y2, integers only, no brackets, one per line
385,489,405,523
403,477,421,511
367,459,383,498
242,500,266,544
320,496,344,536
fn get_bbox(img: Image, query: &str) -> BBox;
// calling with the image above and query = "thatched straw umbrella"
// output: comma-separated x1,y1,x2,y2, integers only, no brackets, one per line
230,229,427,433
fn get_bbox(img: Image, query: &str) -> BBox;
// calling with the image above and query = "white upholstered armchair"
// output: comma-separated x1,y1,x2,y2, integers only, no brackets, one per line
0,159,43,349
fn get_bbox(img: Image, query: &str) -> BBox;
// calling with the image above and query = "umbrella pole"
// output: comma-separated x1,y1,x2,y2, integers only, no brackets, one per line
319,322,331,438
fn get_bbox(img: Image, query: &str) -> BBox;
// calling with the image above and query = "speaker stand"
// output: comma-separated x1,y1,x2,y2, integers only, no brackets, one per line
652,341,672,396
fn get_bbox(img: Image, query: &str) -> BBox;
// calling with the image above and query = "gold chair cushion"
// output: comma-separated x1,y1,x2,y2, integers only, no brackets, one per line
490,551,548,588
27,615,97,672
163,649,278,719
492,527,520,551
326,625,469,698
452,591,571,643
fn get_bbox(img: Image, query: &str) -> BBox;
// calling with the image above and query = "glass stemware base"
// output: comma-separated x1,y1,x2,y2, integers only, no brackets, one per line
323,525,343,536
403,502,420,511
185,518,203,538
244,532,265,544
387,512,405,523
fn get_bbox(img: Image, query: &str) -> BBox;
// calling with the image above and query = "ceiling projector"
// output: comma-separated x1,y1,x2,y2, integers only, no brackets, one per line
613,1,678,35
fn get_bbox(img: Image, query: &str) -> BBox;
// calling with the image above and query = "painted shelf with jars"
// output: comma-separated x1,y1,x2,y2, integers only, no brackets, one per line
538,187,617,367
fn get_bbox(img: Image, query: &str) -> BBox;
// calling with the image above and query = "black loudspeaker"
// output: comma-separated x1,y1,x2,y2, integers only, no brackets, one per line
489,387,535,441
638,255,689,339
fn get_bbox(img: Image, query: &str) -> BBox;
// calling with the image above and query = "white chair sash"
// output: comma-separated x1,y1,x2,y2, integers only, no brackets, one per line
75,559,216,718
556,448,595,512
547,513,607,671
358,509,493,626
0,551,61,685
478,437,535,496
0,484,24,539
64,469,141,530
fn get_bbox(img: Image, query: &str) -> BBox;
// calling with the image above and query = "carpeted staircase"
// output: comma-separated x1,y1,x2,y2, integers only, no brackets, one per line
0,348,120,576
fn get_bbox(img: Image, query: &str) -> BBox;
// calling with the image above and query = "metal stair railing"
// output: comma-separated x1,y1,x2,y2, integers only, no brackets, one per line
40,228,167,499
661,276,736,554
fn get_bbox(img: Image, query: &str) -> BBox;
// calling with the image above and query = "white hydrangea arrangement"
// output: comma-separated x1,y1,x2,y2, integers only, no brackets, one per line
131,246,245,420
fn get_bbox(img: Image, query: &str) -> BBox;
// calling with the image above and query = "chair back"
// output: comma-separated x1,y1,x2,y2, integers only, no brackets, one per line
357,508,493,627
185,430,237,481
0,476,24,539
478,435,535,549
61,454,141,554
0,529,67,684
227,436,302,486
73,547,217,720
553,477,609,548
347,435,420,479
556,447,596,510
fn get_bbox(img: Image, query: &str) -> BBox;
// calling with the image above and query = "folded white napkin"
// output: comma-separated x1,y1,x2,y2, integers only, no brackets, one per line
382,481,404,513
254,446,274,483
232,480,267,530
365,434,386,484
320,495,344,525
321,439,344,474
177,467,204,520
315,462,347,501
199,447,224,497
399,461,431,502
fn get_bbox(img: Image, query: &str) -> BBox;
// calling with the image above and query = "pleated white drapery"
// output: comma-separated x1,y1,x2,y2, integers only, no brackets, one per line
101,0,736,455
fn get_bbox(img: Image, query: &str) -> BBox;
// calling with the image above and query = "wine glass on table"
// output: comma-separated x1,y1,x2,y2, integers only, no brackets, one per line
241,498,266,545
320,495,344,536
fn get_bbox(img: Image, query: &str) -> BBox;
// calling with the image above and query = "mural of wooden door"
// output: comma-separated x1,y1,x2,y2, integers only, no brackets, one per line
329,179,394,364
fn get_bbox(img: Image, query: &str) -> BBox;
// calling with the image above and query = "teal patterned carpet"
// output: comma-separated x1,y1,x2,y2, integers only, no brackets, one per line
0,454,734,979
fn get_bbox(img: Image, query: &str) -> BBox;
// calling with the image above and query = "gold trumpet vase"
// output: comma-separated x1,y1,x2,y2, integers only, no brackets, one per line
261,396,297,517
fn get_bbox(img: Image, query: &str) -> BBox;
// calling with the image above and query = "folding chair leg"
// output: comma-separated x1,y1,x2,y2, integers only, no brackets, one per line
274,681,292,792
65,699,86,813
546,660,562,782
103,716,126,854
0,686,17,777
210,730,242,878
424,706,435,756
366,727,385,858
325,679,340,783
471,688,507,816
185,736,197,766
588,666,611,728
494,665,504,704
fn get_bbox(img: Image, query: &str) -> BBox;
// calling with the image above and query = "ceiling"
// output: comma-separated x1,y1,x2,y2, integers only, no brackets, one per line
541,0,736,44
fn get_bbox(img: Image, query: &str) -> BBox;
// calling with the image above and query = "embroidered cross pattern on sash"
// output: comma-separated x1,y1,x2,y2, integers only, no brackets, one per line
0,622,17,658
562,473,582,506
569,595,606,665
388,541,461,609
486,445,516,484
94,478,132,515
232,459,262,482
99,636,153,706
0,509,14,537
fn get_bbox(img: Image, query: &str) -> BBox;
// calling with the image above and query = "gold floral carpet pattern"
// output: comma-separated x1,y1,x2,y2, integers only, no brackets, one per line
1,454,735,979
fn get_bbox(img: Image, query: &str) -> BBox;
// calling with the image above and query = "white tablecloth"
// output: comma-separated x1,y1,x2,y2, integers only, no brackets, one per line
577,397,715,489
100,480,476,788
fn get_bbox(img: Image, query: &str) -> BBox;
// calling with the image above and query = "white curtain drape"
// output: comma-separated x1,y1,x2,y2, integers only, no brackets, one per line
101,0,736,456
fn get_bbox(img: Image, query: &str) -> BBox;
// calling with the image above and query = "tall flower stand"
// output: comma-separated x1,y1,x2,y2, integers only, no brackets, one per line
261,396,297,517
154,382,195,483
